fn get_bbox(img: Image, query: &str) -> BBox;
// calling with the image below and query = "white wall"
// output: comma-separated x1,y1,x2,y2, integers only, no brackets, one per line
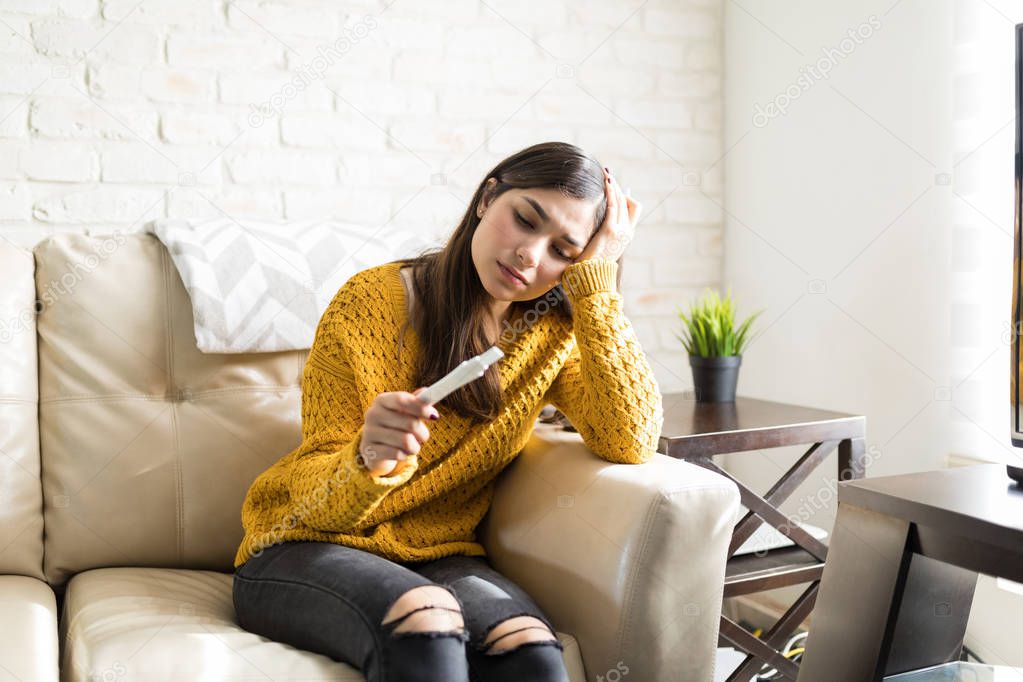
0,0,726,393
724,0,1021,668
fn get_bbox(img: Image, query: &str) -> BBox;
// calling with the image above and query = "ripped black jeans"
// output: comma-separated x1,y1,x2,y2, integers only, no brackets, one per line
232,540,570,682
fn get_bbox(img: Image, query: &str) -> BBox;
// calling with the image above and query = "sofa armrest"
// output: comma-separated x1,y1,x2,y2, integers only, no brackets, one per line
478,424,740,682
0,575,59,682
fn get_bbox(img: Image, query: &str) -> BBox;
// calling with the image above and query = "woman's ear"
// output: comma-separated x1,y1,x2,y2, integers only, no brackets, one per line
477,177,498,218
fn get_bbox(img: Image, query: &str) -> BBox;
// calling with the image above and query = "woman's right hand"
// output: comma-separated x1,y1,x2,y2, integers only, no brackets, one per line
359,387,440,476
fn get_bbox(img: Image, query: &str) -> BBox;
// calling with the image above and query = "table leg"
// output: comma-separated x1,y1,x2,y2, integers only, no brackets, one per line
882,552,977,676
727,582,820,681
797,502,913,681
729,440,840,556
695,457,830,561
720,616,801,680
838,437,866,480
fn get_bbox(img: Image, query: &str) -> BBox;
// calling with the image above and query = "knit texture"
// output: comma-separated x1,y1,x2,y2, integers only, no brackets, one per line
233,257,664,568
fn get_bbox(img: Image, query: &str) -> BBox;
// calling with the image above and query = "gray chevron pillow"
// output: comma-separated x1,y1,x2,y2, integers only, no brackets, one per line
144,217,437,354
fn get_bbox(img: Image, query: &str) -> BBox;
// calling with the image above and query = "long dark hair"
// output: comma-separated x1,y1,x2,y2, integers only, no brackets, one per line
394,141,623,422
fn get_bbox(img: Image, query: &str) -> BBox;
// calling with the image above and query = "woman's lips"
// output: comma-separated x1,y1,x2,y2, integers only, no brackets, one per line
498,261,526,287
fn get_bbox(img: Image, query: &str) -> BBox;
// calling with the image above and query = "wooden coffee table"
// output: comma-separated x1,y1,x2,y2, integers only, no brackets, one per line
657,393,867,681
797,464,1023,681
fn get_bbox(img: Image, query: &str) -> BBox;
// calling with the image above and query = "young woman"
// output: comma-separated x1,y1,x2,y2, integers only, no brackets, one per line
231,141,664,682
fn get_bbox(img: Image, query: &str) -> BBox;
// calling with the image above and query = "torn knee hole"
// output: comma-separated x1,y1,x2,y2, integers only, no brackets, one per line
384,604,465,635
382,587,465,636
482,617,558,655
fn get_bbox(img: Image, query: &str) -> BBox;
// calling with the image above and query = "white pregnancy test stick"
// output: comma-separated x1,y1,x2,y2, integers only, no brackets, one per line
417,346,504,406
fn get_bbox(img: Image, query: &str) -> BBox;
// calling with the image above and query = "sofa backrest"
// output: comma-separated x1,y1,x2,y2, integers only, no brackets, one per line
0,240,45,581
35,233,308,589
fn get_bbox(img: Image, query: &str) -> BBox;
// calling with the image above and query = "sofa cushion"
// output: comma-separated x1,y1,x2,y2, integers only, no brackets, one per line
0,240,45,580
59,567,587,681
34,233,307,589
0,575,59,682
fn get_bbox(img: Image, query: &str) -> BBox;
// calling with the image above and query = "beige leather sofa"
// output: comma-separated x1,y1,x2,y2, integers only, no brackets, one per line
0,232,741,682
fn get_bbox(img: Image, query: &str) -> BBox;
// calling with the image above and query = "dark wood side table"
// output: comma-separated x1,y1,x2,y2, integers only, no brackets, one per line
797,464,1023,681
657,393,867,682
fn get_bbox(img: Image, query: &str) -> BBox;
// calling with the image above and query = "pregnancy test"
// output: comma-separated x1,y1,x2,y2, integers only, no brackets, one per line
416,346,504,406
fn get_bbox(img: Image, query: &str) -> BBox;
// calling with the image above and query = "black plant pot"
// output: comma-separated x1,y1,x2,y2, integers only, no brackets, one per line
689,354,742,402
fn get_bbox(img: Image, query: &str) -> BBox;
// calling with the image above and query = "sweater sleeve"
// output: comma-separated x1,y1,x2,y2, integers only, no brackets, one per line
283,290,418,534
543,258,665,464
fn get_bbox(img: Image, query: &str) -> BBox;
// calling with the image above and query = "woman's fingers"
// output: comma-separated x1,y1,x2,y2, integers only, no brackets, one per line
369,405,430,450
377,411,431,446
406,390,440,420
604,169,616,217
608,175,634,254
588,165,637,262
615,182,627,218
359,438,406,465
381,390,438,420
364,424,421,458
362,389,437,464
605,169,628,226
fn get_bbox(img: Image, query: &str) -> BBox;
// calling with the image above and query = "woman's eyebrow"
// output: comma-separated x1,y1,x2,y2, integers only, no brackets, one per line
522,196,583,248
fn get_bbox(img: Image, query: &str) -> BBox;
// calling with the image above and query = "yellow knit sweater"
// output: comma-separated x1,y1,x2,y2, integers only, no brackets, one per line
233,257,664,568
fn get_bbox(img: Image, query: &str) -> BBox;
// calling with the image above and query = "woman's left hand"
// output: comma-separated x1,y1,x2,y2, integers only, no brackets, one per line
577,166,642,262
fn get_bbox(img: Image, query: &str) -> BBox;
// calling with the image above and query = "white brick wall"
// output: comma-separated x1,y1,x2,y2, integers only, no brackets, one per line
0,0,723,392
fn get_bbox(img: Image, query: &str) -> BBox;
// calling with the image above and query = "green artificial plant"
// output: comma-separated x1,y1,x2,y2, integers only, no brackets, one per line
675,288,764,358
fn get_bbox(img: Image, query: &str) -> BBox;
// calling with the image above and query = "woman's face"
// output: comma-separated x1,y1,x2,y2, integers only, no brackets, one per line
471,179,599,303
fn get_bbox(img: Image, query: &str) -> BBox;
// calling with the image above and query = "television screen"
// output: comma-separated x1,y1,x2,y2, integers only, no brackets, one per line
1006,21,1023,488
1012,24,1023,449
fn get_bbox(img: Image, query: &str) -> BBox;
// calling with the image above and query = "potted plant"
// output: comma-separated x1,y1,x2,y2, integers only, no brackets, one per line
675,289,763,403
